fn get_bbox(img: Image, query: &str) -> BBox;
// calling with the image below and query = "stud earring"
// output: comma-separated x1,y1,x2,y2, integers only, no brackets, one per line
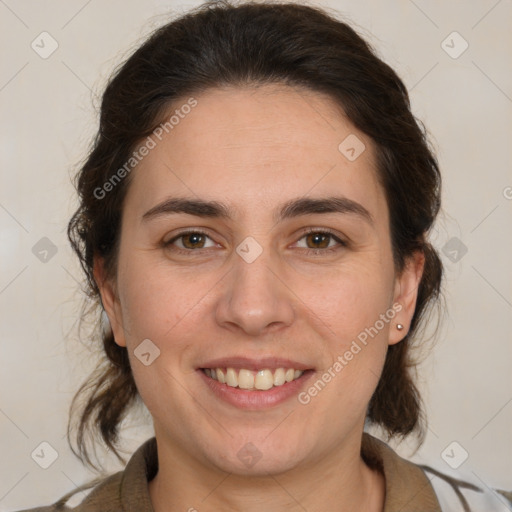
396,324,404,331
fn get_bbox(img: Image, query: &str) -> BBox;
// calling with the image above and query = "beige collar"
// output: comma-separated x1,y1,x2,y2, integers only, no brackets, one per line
362,433,442,511
115,434,441,512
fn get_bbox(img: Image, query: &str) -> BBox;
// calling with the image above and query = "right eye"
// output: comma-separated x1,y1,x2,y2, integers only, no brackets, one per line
162,230,217,252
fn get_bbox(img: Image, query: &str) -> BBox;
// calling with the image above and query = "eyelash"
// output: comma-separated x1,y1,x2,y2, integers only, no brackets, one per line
162,227,347,256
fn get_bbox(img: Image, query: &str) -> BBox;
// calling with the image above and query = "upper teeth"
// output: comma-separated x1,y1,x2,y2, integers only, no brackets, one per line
204,367,304,390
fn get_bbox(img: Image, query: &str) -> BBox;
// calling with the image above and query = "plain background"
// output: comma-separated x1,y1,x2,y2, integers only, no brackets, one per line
1,0,511,510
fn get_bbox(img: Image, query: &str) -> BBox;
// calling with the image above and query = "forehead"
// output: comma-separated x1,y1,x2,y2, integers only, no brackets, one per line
125,84,386,222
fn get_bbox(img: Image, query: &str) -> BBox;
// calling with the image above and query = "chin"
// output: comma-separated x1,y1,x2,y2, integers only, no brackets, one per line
200,436,310,477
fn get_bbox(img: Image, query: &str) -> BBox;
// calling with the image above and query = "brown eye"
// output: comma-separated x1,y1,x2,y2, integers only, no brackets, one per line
305,232,331,249
295,229,347,254
163,231,215,251
181,233,207,249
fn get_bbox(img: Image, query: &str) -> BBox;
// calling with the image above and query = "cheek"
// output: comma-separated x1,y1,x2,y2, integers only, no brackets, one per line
294,256,394,406
297,276,393,431
296,257,394,341
117,257,203,343
116,262,201,413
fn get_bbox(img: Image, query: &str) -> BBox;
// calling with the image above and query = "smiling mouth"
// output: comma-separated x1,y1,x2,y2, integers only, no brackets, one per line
201,367,307,391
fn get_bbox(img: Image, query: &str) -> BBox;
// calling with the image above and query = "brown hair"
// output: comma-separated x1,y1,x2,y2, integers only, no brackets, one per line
67,0,443,470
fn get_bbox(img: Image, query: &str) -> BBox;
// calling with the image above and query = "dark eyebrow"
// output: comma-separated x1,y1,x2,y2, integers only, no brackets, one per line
278,196,373,225
142,196,374,226
142,198,234,221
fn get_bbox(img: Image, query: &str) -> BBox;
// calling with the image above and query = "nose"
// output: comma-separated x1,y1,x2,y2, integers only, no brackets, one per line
214,243,295,337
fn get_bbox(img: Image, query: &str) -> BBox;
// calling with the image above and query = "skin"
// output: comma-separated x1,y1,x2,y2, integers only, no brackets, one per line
95,84,424,512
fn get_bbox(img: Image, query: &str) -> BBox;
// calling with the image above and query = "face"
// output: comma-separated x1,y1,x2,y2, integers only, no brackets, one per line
97,84,423,476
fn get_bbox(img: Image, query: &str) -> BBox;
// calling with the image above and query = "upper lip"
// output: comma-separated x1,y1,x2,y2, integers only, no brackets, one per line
198,357,312,371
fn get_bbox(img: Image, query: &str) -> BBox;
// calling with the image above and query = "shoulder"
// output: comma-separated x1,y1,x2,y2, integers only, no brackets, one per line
12,472,124,512
422,464,512,512
362,433,512,512
13,437,157,512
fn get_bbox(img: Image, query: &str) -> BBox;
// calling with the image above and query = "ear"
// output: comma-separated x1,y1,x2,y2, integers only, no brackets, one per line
93,256,127,348
388,250,425,346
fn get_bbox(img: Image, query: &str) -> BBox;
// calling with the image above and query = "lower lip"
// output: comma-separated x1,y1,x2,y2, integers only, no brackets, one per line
198,369,314,409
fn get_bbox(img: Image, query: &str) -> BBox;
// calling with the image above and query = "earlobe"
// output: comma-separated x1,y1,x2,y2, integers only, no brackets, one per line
389,250,425,345
93,256,127,348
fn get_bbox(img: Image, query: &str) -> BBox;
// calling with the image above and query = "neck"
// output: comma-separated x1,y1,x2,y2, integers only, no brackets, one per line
148,431,385,512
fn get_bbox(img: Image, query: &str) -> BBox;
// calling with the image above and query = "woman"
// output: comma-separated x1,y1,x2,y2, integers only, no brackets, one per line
17,1,510,511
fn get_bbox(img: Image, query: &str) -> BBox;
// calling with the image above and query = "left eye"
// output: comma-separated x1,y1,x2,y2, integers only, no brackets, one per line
295,230,345,251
